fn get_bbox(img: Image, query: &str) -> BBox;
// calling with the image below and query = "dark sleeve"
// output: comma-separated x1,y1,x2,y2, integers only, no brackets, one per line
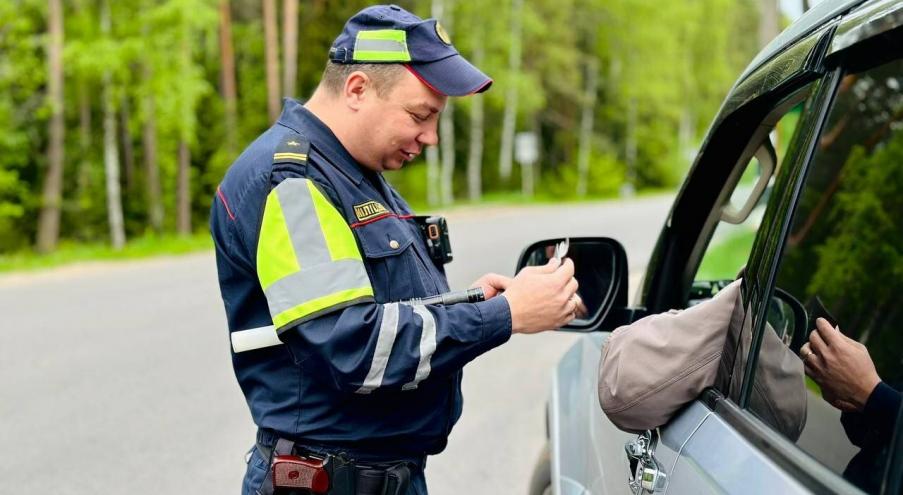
841,381,902,447
282,296,511,394
256,173,513,394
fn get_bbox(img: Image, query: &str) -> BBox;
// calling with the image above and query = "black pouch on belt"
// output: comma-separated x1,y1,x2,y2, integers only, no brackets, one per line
355,463,411,495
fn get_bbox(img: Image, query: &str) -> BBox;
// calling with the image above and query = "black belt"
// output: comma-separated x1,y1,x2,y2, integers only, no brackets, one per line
255,430,419,495
256,429,426,467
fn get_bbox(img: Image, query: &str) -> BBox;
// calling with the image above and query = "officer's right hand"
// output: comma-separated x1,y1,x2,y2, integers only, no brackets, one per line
503,258,579,334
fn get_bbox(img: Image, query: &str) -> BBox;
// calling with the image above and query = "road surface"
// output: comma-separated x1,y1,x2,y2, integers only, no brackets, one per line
0,196,672,494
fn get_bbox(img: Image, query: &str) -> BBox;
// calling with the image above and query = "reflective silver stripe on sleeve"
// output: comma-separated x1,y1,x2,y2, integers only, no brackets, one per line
354,38,407,53
263,258,372,316
402,305,437,391
356,303,400,394
274,178,331,265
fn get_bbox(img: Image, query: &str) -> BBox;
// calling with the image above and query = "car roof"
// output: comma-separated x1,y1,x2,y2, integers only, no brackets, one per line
737,0,867,83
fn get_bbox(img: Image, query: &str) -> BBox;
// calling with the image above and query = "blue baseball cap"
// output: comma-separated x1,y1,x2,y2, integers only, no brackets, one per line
328,4,492,97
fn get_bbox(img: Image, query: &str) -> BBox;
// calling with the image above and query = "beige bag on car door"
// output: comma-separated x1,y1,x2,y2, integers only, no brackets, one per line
598,279,806,436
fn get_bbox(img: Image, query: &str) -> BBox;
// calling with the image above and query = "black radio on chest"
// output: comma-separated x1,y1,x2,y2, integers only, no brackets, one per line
413,215,453,265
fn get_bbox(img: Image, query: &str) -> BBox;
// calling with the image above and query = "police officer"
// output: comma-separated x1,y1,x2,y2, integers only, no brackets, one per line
211,5,580,494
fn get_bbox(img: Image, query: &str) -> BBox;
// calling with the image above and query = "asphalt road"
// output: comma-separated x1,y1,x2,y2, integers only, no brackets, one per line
0,195,672,495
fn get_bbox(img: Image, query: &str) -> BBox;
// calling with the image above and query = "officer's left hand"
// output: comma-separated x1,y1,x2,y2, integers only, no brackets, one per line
470,273,513,299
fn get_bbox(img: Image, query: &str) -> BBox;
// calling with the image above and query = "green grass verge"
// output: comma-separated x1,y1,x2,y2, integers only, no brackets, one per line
805,376,822,396
405,187,676,213
696,229,757,281
1,190,679,274
0,232,213,274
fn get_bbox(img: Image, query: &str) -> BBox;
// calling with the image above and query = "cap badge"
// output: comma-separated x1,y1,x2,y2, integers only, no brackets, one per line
435,22,452,45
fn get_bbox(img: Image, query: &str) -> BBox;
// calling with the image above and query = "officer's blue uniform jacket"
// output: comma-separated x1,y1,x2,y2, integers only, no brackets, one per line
211,98,512,458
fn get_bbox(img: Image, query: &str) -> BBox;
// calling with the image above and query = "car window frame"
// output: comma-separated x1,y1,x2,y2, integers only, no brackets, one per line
655,3,903,493
717,31,903,495
655,15,861,495
736,54,903,494
698,63,865,483
637,19,839,316
733,69,842,405
688,85,815,292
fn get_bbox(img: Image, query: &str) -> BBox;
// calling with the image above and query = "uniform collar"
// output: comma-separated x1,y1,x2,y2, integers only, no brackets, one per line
276,98,365,186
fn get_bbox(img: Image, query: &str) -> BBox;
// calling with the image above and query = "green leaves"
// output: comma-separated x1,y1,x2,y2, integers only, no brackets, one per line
1,0,761,255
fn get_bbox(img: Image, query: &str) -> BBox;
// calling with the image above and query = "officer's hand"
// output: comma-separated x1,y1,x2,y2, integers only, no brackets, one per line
502,258,579,334
469,273,513,299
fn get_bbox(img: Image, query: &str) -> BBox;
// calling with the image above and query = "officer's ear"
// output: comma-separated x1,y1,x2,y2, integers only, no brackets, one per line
343,71,373,110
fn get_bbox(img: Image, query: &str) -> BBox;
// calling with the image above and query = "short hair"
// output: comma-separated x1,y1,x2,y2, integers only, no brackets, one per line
320,62,406,98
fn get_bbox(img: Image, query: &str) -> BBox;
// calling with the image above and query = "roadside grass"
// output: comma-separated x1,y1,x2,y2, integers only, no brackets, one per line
405,187,675,213
0,191,679,274
0,232,213,274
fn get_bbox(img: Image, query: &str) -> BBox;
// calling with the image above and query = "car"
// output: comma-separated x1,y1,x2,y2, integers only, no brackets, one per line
524,0,903,493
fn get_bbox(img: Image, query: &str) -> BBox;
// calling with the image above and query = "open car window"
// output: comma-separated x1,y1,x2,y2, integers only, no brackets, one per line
690,88,814,305
745,57,903,494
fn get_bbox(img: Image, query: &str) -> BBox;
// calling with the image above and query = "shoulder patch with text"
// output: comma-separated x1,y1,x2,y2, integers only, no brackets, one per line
353,201,390,222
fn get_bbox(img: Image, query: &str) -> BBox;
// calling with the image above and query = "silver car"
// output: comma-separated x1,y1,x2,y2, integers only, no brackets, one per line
525,0,903,493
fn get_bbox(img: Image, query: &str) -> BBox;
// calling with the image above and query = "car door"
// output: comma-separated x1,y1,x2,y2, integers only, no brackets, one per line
662,3,903,494
583,11,841,495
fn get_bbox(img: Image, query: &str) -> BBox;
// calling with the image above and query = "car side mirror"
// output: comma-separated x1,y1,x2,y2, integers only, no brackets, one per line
516,237,629,332
766,288,808,353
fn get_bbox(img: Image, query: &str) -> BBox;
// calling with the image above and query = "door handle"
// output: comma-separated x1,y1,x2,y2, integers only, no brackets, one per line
625,430,667,494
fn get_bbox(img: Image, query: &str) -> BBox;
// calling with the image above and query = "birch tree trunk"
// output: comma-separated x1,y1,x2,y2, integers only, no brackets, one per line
282,0,298,98
521,119,538,198
263,0,281,122
176,28,192,235
521,154,534,198
623,96,637,197
141,1,163,233
426,147,440,207
426,0,445,207
499,0,522,181
466,42,485,202
142,62,163,233
177,141,191,234
76,82,92,216
101,0,126,249
678,107,695,167
758,0,780,48
576,57,598,197
438,2,455,205
219,0,238,151
120,95,135,190
440,102,455,205
36,0,65,253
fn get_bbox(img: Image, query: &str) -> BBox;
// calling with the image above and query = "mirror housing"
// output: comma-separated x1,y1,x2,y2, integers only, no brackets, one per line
766,287,808,353
516,237,630,332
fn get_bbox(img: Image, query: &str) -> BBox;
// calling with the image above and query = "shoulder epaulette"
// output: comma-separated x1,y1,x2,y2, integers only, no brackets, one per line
273,133,311,166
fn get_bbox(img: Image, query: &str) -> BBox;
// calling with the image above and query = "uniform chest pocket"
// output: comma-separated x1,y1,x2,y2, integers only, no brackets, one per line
353,217,421,302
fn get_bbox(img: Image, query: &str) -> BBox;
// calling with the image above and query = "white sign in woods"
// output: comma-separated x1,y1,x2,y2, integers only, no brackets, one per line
514,132,538,165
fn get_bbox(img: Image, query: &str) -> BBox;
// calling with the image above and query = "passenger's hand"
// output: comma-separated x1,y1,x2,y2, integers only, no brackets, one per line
801,318,880,412
469,273,512,300
502,258,579,334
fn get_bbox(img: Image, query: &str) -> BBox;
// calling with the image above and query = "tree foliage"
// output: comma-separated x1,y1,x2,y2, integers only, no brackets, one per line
1,0,763,254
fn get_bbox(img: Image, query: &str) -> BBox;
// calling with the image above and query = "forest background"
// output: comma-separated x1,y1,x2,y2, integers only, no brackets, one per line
0,0,800,264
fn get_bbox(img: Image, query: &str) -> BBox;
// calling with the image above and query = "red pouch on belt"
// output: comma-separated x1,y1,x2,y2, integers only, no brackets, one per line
272,455,330,494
